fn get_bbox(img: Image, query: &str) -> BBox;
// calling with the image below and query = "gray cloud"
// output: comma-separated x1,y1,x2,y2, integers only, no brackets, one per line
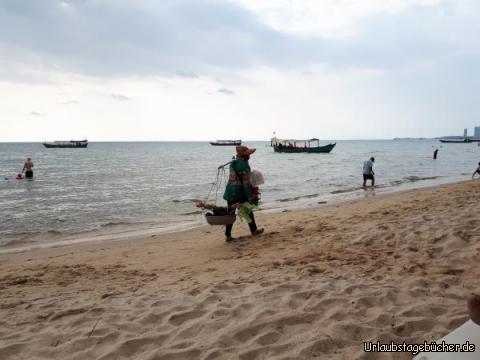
29,111,47,116
111,93,130,101
175,71,199,79
0,0,479,82
0,0,298,79
217,87,235,95
59,100,80,105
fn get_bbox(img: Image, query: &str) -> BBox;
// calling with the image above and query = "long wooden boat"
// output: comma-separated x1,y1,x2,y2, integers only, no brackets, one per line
271,137,336,153
42,140,88,148
210,140,241,146
439,138,472,144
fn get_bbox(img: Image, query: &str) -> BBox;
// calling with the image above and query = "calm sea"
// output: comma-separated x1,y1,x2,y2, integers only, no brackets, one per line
1,140,478,250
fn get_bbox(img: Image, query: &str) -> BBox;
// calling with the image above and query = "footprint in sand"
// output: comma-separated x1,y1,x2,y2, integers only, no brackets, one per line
441,268,465,276
168,309,207,326
255,331,282,346
300,337,343,357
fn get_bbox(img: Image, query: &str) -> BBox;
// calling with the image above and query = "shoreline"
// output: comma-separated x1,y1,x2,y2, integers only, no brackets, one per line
1,180,480,359
1,175,473,255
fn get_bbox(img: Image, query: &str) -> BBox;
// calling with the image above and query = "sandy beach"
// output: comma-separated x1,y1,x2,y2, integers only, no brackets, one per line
1,180,480,360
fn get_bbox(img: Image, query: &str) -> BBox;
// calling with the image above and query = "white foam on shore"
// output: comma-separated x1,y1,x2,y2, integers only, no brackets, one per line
0,218,203,255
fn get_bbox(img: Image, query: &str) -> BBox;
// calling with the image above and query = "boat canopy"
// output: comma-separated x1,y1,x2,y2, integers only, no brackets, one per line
271,137,321,147
210,139,242,145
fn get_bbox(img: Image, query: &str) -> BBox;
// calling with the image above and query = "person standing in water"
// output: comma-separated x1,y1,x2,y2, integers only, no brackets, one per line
472,162,480,179
223,146,264,242
22,158,34,179
362,157,375,188
433,148,439,160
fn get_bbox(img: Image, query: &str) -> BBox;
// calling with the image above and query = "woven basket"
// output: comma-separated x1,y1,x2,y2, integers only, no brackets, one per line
205,214,237,225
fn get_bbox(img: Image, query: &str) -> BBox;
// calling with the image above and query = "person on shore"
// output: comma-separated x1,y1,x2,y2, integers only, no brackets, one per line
223,146,264,242
362,157,375,188
433,148,439,160
472,162,480,179
22,158,34,179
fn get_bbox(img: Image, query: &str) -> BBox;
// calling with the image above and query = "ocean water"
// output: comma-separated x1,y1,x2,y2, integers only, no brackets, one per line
1,140,479,249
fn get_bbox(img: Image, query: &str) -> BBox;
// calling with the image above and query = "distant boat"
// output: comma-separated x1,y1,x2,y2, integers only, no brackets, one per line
271,137,336,153
393,137,427,140
439,138,472,144
210,140,241,146
42,140,88,148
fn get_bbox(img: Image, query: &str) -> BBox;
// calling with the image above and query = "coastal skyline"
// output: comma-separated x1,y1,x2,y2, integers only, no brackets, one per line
1,0,480,141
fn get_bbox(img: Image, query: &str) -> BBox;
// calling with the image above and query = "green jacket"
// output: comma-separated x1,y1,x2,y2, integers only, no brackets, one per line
223,157,253,203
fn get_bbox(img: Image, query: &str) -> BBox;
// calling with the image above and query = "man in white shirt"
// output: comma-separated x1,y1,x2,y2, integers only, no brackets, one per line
363,157,375,187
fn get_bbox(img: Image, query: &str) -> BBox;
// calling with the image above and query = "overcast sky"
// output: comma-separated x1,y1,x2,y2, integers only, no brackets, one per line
1,0,479,141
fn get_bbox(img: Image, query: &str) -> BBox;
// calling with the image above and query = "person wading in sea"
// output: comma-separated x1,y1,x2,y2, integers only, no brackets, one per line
22,158,34,179
362,157,375,188
472,162,480,179
223,146,264,242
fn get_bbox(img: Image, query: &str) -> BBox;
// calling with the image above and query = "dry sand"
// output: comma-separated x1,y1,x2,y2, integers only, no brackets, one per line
1,181,480,359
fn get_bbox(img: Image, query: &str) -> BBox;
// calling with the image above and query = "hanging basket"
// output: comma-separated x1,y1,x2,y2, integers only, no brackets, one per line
205,213,237,225
201,158,237,226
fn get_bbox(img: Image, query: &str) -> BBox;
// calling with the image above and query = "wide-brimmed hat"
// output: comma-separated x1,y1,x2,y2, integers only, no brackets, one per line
236,146,256,157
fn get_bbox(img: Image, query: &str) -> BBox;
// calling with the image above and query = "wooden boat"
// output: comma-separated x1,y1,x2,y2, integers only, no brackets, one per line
42,140,88,148
210,140,241,146
271,137,336,153
439,138,472,144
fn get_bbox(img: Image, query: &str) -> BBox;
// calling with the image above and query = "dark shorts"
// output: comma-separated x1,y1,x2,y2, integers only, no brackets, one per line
363,174,374,181
25,170,33,179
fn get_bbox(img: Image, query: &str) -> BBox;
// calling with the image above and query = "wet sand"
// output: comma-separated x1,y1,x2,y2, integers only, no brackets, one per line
1,180,480,359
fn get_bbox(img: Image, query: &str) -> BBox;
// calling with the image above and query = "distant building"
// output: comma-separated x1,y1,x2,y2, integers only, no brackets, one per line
475,126,480,138
464,128,468,137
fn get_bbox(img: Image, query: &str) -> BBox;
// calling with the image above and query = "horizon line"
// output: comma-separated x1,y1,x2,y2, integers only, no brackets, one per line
0,138,442,143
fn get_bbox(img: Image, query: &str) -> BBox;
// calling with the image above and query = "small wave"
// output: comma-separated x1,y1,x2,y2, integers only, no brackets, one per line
46,230,63,235
180,210,203,216
390,176,441,186
330,187,363,194
404,176,440,182
277,193,319,202
101,221,133,228
0,229,66,246
2,238,36,247
172,198,201,204
264,186,282,192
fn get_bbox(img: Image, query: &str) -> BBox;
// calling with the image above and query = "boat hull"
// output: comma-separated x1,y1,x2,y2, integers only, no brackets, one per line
42,143,88,148
210,141,241,146
273,143,336,153
439,139,472,144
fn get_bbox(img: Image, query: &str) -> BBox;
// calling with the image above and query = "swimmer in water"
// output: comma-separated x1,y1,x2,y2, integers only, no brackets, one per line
22,158,34,179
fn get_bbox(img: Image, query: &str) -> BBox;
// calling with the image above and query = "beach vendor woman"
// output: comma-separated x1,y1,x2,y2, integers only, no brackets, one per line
223,146,264,242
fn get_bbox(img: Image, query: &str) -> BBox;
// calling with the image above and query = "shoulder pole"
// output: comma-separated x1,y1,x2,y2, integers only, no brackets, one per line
218,157,236,170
